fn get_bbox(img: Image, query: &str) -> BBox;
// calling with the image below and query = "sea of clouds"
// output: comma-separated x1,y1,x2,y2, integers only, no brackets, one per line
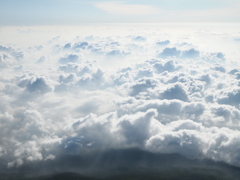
1,23,240,172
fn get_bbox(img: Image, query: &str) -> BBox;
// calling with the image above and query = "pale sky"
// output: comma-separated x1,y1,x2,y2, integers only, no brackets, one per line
0,0,240,25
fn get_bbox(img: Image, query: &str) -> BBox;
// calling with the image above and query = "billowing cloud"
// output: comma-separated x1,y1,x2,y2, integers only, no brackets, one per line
58,54,81,64
1,24,240,179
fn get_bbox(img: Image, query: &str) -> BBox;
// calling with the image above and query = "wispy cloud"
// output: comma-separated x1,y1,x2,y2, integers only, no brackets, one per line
93,1,160,16
165,5,240,22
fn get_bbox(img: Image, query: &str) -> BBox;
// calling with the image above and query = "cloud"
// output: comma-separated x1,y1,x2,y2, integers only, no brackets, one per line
93,1,160,15
0,45,24,68
18,73,54,94
182,48,200,59
157,47,201,59
156,40,170,46
58,54,81,64
153,60,181,73
129,78,157,96
217,88,240,107
159,83,189,102
132,36,147,42
158,47,181,58
106,50,130,57
0,45,24,60
1,25,240,179
63,43,71,50
36,56,46,63
73,42,89,49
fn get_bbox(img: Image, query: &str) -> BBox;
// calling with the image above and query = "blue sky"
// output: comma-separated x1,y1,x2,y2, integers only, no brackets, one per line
0,0,240,25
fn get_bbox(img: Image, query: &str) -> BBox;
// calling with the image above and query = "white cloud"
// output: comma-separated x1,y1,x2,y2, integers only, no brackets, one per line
94,1,160,15
1,24,240,178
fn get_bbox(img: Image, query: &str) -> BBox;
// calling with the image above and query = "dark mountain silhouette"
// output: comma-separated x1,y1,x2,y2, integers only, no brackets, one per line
1,148,239,180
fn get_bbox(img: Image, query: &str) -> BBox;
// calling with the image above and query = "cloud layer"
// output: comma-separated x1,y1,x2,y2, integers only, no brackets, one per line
0,24,240,177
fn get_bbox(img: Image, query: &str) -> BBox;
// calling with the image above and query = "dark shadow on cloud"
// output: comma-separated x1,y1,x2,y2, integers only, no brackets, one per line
228,69,239,75
85,36,95,41
110,41,120,46
130,100,206,124
198,74,212,88
215,52,225,60
181,48,200,59
160,83,189,102
18,74,54,94
213,65,226,73
205,95,214,103
54,83,68,93
156,40,170,46
166,73,188,84
157,47,200,59
217,89,240,107
36,45,44,51
154,60,181,73
227,69,240,79
234,72,240,79
211,105,232,120
76,69,106,90
59,73,76,84
63,43,71,50
89,47,103,55
0,45,24,60
129,78,157,96
158,47,181,58
73,42,89,50
59,54,80,64
118,110,156,146
36,56,46,64
131,100,183,124
113,69,132,86
182,102,205,117
106,50,130,57
26,77,53,94
132,36,146,42
0,54,11,68
75,101,100,116
59,63,87,74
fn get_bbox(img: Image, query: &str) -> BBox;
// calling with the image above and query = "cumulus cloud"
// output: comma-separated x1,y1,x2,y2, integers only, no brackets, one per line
158,47,181,58
0,45,24,60
159,83,189,102
73,42,89,50
157,47,201,59
106,50,130,57
18,73,54,94
156,40,170,46
217,88,240,107
153,60,181,73
58,54,81,64
132,36,147,42
1,24,240,179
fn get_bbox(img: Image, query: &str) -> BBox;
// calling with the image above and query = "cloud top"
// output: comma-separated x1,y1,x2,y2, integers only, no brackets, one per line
1,24,240,178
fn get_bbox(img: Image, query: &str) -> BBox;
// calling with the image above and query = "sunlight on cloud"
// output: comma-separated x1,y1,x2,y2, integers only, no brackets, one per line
94,1,160,15
1,23,240,179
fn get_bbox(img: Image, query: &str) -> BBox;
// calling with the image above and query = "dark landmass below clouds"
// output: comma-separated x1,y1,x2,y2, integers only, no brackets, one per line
1,148,239,180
